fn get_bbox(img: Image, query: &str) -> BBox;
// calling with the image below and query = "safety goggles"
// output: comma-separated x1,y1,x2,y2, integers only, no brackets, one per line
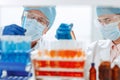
27,12,49,27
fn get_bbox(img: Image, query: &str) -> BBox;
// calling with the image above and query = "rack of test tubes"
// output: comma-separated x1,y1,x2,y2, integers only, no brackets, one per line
31,40,86,80
0,35,32,80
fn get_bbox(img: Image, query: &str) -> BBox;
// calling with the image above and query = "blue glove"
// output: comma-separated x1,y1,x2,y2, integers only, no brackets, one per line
2,24,26,35
55,23,73,39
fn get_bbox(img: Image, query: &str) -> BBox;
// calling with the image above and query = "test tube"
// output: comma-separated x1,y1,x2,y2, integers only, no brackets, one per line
22,11,28,28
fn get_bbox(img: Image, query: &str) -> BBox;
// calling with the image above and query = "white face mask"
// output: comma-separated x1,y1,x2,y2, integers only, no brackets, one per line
100,21,120,40
24,18,45,41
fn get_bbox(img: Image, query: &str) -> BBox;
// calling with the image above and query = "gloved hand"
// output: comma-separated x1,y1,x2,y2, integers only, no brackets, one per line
2,24,26,35
55,23,74,39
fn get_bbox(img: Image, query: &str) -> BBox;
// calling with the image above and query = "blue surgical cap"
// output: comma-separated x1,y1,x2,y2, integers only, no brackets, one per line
96,6,120,17
24,7,56,28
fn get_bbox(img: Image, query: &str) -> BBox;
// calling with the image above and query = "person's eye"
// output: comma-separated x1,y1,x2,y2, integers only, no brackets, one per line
105,19,111,23
37,18,43,23
27,15,32,19
98,20,102,24
98,20,101,23
106,19,111,22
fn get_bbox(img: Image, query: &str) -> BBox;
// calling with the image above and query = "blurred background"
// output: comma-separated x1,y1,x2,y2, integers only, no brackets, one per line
0,1,120,80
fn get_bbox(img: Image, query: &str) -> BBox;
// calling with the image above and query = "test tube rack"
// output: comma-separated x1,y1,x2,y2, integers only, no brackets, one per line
0,36,32,80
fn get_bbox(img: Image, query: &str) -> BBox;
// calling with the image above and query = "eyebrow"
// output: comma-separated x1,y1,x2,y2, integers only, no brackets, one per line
104,18,111,20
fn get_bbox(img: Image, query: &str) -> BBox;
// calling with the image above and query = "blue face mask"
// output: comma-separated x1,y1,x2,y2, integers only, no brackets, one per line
25,18,45,41
100,21,120,40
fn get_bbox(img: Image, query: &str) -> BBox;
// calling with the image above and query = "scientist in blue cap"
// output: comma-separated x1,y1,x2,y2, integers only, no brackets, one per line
2,6,56,48
84,6,120,80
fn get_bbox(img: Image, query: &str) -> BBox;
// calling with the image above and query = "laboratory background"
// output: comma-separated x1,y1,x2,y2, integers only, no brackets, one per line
0,4,120,80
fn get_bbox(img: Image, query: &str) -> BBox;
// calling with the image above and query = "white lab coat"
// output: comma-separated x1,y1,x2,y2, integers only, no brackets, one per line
84,39,120,80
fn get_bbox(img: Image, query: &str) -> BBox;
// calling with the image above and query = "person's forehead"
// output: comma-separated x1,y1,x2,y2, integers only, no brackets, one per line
98,14,117,20
28,10,47,19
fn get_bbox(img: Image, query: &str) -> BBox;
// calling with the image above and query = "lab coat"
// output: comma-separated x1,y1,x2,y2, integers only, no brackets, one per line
84,39,120,80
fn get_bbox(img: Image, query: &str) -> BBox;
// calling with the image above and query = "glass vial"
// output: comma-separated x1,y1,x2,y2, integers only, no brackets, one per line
99,61,111,80
89,63,96,80
112,64,120,80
